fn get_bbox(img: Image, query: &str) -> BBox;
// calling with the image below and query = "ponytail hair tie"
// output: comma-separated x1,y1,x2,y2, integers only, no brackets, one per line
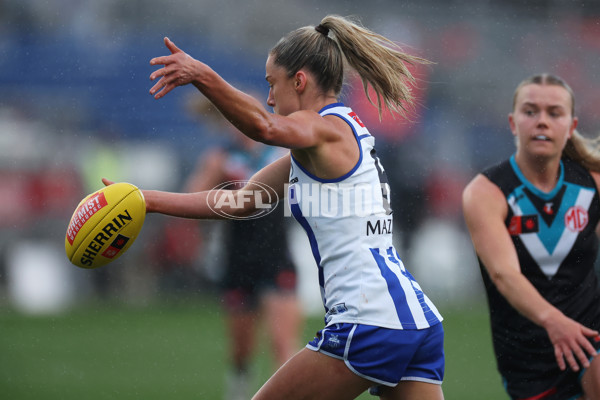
315,24,329,36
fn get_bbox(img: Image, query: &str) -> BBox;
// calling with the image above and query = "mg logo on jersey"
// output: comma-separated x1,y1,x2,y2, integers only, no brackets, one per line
565,205,588,232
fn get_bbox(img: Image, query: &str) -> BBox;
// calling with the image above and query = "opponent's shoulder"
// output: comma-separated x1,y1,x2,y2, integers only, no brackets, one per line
463,173,504,202
463,173,507,220
480,158,513,182
562,156,600,189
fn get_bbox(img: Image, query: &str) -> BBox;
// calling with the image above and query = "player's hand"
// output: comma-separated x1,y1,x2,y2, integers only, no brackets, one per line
149,37,203,99
545,313,598,371
102,178,115,187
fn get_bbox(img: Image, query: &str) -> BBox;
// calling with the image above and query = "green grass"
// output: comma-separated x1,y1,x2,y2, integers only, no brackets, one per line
0,297,507,399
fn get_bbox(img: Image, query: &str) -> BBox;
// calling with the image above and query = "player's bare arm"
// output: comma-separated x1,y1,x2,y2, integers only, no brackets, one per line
108,154,290,220
148,38,347,153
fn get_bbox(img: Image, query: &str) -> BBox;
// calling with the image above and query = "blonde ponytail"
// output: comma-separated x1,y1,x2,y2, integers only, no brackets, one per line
564,130,600,172
321,15,430,119
270,15,431,120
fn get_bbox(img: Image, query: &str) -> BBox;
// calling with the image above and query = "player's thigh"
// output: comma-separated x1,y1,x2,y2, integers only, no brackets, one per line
380,380,444,400
252,348,372,400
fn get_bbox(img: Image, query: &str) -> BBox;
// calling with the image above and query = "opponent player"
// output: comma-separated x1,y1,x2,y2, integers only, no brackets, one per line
107,15,445,400
463,74,600,399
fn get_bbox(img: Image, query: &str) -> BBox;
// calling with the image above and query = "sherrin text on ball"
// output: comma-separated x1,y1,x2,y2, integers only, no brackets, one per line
65,182,146,269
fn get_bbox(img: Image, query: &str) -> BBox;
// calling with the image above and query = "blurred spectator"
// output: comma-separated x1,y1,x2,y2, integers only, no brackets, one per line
184,96,303,400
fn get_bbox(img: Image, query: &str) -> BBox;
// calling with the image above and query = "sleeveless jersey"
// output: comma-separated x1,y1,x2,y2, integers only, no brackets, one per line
479,155,600,372
288,103,442,330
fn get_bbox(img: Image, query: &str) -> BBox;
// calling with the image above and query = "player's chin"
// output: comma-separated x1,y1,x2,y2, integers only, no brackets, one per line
526,144,561,159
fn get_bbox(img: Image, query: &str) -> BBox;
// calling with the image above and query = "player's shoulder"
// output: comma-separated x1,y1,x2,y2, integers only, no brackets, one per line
562,156,598,189
463,173,506,216
463,173,500,199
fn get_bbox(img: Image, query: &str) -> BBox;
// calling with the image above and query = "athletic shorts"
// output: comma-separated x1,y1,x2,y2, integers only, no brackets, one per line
306,322,444,388
502,335,600,400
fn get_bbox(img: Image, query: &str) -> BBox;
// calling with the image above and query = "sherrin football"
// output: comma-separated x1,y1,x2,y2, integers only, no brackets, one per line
65,182,146,269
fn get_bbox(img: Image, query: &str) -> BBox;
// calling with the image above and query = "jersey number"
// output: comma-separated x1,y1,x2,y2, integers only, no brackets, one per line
370,149,393,215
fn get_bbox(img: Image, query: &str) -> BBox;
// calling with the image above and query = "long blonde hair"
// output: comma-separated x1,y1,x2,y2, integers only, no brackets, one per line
269,15,430,120
513,73,600,172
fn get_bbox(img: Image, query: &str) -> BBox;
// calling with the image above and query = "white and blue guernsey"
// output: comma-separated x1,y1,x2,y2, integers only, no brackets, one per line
288,103,442,330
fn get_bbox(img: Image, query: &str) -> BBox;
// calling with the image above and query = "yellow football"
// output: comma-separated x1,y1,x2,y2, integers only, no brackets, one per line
65,182,146,269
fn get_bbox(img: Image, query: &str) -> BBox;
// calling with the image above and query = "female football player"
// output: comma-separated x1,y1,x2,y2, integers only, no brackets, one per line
463,74,600,400
108,15,445,400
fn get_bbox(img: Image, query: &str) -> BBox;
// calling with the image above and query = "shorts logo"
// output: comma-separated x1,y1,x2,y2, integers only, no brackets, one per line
325,334,341,349
565,205,588,232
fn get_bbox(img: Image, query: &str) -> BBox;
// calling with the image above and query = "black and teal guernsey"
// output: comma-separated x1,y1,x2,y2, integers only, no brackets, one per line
479,155,600,399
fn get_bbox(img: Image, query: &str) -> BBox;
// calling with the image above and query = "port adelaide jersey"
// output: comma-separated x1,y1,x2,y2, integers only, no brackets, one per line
480,155,600,347
287,103,442,330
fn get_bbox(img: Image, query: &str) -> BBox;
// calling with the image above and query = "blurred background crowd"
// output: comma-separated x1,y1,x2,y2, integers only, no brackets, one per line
2,0,600,315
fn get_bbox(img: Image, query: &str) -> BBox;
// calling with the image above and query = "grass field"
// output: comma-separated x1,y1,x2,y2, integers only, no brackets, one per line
0,296,507,399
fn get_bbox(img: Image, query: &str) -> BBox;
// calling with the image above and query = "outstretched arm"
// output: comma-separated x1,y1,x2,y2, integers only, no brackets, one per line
104,153,291,220
147,37,340,150
462,174,599,372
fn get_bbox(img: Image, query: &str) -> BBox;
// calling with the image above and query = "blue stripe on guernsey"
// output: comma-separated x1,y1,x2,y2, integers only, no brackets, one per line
288,103,442,330
509,156,588,254
318,102,345,113
386,248,437,324
507,155,597,278
370,248,416,328
288,184,327,311
508,186,561,253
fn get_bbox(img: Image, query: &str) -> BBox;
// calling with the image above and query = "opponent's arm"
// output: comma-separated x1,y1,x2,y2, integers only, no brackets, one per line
104,153,291,220
462,174,599,372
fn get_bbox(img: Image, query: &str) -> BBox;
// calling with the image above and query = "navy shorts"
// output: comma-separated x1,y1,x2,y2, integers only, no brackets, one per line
306,322,445,387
